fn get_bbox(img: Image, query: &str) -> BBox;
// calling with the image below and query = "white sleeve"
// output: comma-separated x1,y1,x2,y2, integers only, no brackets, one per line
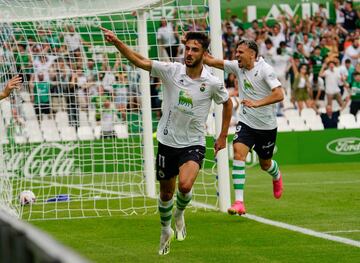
224,60,239,75
151,60,173,80
212,80,229,105
263,64,281,89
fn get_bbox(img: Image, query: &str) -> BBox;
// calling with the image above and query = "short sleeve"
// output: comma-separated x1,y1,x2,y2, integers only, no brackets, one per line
224,60,239,75
263,64,281,89
212,80,229,105
151,60,173,80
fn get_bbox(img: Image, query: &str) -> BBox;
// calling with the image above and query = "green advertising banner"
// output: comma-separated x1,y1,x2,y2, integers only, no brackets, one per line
4,129,358,178
274,129,360,165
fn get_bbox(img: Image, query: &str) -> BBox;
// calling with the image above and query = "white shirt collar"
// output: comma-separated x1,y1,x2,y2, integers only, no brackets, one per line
180,64,208,80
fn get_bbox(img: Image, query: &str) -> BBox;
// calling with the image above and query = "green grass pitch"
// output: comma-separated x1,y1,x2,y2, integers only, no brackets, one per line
31,162,360,262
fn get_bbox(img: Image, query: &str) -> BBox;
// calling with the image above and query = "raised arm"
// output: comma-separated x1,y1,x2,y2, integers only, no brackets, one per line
203,53,225,70
0,75,22,100
100,26,152,72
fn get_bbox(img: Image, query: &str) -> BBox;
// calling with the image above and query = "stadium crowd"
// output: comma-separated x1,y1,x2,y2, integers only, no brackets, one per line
0,0,359,142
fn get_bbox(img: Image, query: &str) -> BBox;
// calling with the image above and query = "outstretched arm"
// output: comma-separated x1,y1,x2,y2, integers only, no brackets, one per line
204,53,225,70
0,75,22,100
100,26,152,72
214,98,233,155
241,87,284,108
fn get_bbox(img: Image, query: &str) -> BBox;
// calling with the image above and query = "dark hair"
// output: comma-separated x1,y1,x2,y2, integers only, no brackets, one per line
299,63,309,74
265,38,273,45
345,59,351,64
237,39,259,57
185,32,210,50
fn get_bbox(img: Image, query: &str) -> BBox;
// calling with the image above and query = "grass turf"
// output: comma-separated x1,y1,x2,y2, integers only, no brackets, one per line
31,162,360,262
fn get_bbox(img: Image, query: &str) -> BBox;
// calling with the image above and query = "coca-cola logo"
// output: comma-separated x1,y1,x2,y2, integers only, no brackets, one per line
326,137,360,155
5,143,78,178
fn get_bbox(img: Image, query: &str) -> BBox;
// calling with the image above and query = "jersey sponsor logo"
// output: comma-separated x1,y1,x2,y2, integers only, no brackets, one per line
326,137,360,155
243,79,253,92
178,90,193,108
163,110,172,135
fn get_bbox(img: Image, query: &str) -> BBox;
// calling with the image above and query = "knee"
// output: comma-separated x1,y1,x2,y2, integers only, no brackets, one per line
178,183,192,194
160,191,174,201
233,152,246,162
260,162,271,171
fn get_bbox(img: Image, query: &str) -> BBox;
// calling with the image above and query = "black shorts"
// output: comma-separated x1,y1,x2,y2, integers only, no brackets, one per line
156,142,206,180
233,122,277,160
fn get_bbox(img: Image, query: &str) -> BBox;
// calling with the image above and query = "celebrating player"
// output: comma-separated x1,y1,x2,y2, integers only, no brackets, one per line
205,39,284,215
100,27,232,255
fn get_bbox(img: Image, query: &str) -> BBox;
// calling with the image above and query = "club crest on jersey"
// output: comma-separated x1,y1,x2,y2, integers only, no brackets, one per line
200,83,206,92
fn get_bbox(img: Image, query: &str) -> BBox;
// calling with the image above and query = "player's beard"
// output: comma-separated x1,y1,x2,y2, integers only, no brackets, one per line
185,56,202,68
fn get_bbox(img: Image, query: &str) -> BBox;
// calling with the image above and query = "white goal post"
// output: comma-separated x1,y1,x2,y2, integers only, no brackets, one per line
0,0,230,220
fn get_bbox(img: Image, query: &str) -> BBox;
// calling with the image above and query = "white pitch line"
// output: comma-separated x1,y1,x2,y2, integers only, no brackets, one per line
324,230,360,234
30,179,138,198
243,214,360,248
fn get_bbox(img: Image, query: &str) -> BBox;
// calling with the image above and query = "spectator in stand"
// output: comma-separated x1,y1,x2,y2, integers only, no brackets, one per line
7,108,25,143
321,104,339,129
302,33,314,55
348,71,360,116
273,47,291,97
323,33,339,61
91,85,111,123
319,60,345,110
266,21,286,49
150,76,162,121
157,18,178,61
293,42,309,64
64,72,80,129
290,59,315,112
30,72,51,120
101,99,117,139
228,15,242,34
64,25,90,63
260,38,276,66
222,23,235,60
14,43,33,83
341,0,359,33
310,46,324,81
342,58,356,84
113,73,128,121
342,38,360,67
334,0,345,25
309,72,325,107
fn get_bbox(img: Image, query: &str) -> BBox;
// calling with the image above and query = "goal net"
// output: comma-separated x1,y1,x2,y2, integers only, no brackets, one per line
0,0,226,220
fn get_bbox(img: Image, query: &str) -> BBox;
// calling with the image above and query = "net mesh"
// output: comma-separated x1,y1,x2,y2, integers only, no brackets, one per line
0,0,221,220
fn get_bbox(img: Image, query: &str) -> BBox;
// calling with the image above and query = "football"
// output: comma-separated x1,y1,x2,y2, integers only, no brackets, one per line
19,190,36,205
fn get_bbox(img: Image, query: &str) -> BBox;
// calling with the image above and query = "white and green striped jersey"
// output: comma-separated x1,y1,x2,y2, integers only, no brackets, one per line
224,57,281,130
151,61,229,148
